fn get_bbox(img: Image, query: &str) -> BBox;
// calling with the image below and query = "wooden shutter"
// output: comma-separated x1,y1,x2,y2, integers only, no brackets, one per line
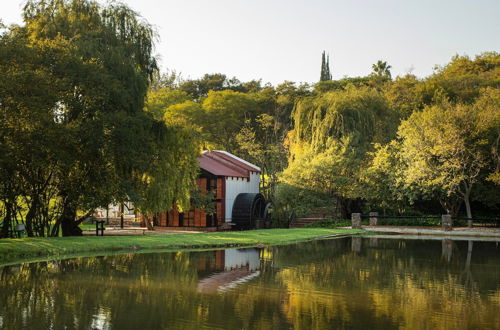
216,178,222,198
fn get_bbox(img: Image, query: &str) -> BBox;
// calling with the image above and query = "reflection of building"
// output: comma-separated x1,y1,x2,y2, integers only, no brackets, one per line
223,249,261,271
197,248,261,293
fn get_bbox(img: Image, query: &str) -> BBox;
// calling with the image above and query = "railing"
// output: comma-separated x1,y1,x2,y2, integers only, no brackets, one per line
453,217,500,228
351,212,499,231
360,214,442,226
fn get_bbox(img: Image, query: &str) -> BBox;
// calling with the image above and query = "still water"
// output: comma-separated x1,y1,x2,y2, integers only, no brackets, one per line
0,237,499,330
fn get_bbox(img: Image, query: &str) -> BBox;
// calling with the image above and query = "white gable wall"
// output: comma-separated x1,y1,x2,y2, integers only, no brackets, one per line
225,172,260,222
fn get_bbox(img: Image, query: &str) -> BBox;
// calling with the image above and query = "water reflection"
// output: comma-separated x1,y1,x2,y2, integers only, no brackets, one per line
197,248,261,294
0,238,499,329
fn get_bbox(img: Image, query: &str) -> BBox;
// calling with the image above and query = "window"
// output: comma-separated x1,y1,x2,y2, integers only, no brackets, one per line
209,179,217,192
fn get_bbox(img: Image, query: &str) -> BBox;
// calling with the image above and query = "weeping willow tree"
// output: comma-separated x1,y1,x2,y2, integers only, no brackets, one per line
132,122,200,229
0,0,199,236
281,86,398,218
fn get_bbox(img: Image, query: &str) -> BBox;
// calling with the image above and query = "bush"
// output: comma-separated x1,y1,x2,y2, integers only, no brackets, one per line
304,218,351,228
271,183,331,227
377,217,441,226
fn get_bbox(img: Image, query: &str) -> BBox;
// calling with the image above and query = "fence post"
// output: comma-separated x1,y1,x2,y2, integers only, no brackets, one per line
441,214,453,231
351,213,362,229
369,212,378,226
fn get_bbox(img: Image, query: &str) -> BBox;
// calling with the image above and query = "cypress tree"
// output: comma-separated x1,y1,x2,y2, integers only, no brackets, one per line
326,55,332,80
320,51,332,81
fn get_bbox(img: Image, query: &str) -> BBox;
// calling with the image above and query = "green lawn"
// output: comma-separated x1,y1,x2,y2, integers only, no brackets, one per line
0,228,361,265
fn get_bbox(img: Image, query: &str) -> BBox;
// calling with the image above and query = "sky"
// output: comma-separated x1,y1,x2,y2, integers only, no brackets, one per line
2,0,499,85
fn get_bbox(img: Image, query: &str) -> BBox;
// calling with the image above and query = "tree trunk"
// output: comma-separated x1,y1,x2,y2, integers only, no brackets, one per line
464,194,473,228
1,202,12,238
144,215,154,230
463,182,473,228
338,197,351,220
439,198,461,218
465,240,473,270
25,197,38,237
120,203,124,229
60,199,83,236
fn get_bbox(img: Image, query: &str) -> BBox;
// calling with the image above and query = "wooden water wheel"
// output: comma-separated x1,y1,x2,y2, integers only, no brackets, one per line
231,193,268,229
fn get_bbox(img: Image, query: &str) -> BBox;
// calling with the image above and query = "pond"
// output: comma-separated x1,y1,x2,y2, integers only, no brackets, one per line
0,237,499,329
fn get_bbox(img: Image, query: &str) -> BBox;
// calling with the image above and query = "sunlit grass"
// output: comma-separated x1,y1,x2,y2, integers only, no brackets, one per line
0,228,361,265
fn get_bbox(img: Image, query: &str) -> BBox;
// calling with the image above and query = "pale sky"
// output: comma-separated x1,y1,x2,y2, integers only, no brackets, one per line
2,0,499,85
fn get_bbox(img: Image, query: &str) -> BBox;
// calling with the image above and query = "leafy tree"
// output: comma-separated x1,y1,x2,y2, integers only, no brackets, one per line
236,114,287,199
145,88,191,120
150,69,184,91
0,0,199,236
383,74,426,119
397,91,499,221
281,86,397,218
423,52,499,104
371,60,392,79
362,142,408,214
275,81,311,128
200,90,260,151
314,76,390,94
177,73,257,99
0,23,72,237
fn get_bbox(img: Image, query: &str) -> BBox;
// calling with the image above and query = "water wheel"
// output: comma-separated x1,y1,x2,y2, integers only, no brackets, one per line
231,193,267,229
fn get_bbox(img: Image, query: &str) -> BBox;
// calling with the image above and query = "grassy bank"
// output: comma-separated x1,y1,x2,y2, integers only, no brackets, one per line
0,228,362,266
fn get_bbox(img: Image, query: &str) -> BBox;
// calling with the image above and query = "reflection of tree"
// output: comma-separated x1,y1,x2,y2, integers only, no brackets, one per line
0,251,289,329
275,238,500,329
0,239,499,329
460,240,477,291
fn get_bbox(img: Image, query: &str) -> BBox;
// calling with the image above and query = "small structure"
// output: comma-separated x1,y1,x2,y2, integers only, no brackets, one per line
94,202,135,226
155,150,268,230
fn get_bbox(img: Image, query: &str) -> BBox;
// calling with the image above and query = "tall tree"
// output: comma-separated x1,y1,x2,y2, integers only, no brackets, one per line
281,86,397,218
371,60,392,79
397,91,499,223
200,90,261,152
0,0,199,236
320,51,332,81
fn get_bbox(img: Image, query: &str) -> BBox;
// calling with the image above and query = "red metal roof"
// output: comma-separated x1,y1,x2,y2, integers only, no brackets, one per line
198,151,260,178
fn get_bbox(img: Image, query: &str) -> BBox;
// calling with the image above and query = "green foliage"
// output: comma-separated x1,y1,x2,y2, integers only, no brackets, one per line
396,92,499,217
177,73,261,99
320,51,332,81
384,74,426,119
376,217,441,226
1,0,498,235
362,142,411,213
304,219,351,228
280,86,398,217
145,88,191,120
424,52,500,104
371,60,392,79
292,86,397,150
189,188,216,215
272,183,331,223
201,90,261,151
314,76,379,93
0,0,199,236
